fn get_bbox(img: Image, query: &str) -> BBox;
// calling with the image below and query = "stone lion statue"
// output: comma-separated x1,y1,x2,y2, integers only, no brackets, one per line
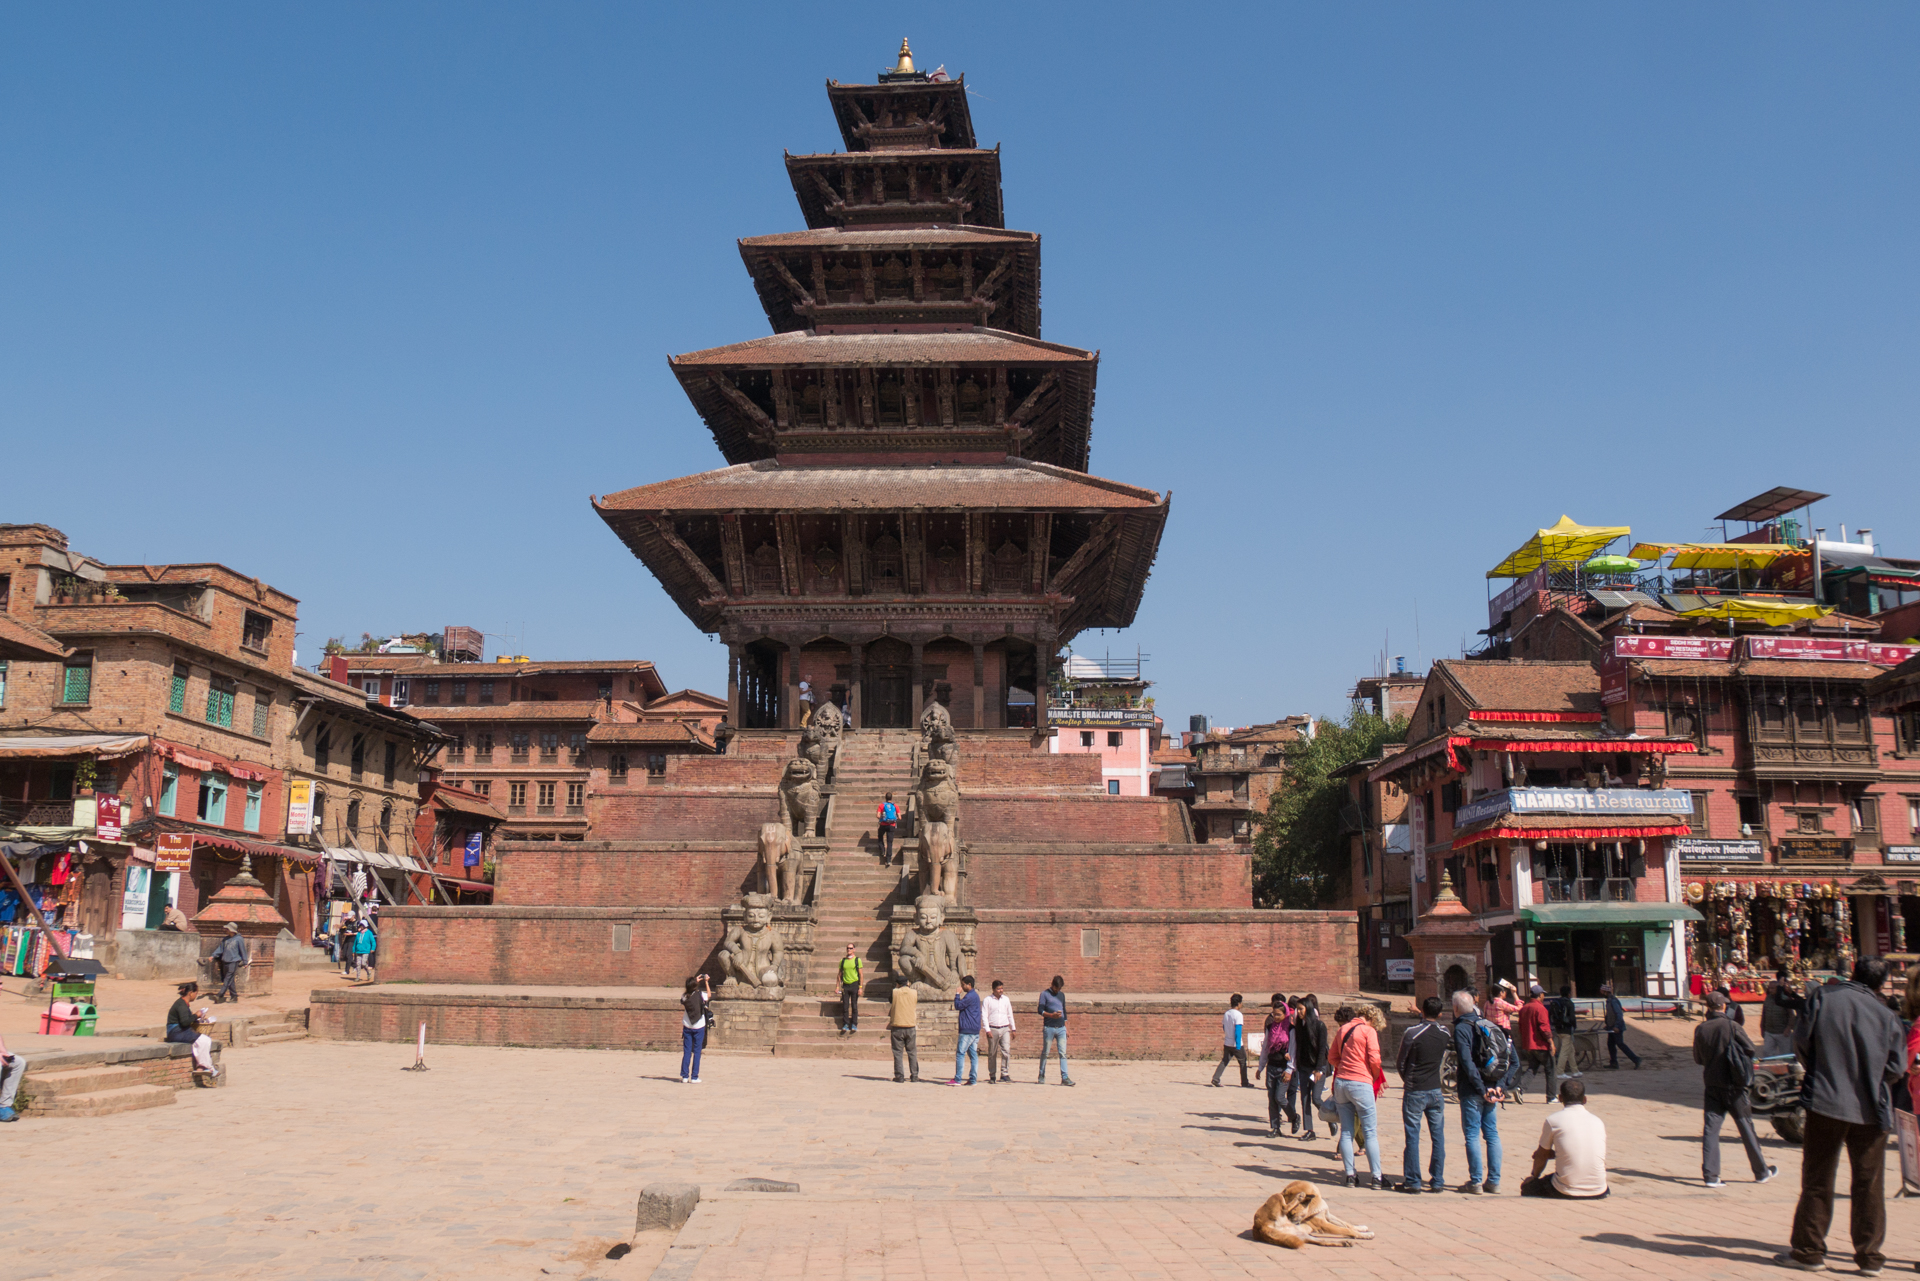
915,758,959,826
918,820,955,900
756,821,800,903
799,719,834,773
779,757,822,838
893,894,963,995
1251,1181,1374,1250
717,892,785,990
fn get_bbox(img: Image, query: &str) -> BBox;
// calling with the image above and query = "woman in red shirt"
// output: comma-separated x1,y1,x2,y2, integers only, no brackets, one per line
1328,1005,1386,1189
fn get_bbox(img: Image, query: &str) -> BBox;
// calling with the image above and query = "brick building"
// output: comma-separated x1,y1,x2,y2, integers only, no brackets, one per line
1336,742,1413,985
1187,717,1314,844
1047,652,1156,797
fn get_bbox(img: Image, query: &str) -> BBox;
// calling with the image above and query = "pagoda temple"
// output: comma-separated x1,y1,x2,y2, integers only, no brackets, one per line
594,42,1169,732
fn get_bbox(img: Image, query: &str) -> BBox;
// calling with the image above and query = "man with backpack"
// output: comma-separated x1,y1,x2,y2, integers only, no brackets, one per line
1599,982,1640,1069
1548,984,1582,1081
875,793,899,865
1452,988,1516,1194
1396,995,1451,1193
1693,989,1776,1188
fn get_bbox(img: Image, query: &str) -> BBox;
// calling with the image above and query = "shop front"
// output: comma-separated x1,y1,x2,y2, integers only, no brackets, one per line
1518,902,1699,999
1679,868,1889,996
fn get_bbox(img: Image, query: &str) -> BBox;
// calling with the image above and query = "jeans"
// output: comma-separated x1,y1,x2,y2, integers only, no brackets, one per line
1265,1069,1297,1132
1605,1028,1640,1067
217,959,242,1002
0,1054,20,1108
1039,1026,1072,1082
1212,1045,1250,1087
1460,1091,1502,1186
985,1028,1013,1080
841,982,860,1030
1334,1078,1382,1178
1299,1073,1326,1134
1790,1110,1888,1270
890,1027,919,1081
680,1025,706,1080
1703,1087,1768,1182
1402,1087,1446,1189
954,1032,979,1083
168,1026,216,1072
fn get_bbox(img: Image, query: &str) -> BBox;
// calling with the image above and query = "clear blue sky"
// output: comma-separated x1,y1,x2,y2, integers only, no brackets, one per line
4,4,1915,728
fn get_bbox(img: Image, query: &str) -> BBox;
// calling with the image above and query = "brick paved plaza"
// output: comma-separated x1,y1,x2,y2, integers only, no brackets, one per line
5,1028,1916,1281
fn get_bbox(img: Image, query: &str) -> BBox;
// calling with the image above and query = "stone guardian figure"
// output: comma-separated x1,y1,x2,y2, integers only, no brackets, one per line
717,893,786,991
893,894,964,996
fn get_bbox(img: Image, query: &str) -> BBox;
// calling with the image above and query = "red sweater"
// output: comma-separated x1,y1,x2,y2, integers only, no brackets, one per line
1517,998,1555,1054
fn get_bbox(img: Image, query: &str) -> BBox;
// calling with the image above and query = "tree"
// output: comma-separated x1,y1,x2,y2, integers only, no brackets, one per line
1251,707,1408,909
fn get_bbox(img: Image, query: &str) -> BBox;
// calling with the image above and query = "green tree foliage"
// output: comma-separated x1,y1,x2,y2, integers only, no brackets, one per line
1252,707,1408,909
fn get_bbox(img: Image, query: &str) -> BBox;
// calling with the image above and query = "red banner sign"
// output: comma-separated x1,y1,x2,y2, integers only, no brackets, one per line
154,833,193,872
1613,636,1734,660
1745,637,1919,666
95,795,122,841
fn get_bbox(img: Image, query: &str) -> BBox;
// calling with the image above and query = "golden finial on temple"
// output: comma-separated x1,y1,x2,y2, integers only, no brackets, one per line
893,38,915,75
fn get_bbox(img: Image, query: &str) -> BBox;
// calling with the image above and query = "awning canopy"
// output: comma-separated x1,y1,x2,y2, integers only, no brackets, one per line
431,791,509,822
1488,516,1630,579
433,876,494,894
324,846,428,874
1678,599,1832,627
1452,815,1694,851
0,733,149,761
1522,903,1702,927
182,828,325,866
1629,542,1807,570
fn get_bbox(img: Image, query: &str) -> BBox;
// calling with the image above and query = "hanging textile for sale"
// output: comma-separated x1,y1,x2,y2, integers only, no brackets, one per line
48,851,72,886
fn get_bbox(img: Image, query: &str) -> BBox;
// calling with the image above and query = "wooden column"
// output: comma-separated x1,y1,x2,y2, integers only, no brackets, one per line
783,638,801,730
972,641,986,730
726,644,741,728
910,639,925,725
849,641,864,730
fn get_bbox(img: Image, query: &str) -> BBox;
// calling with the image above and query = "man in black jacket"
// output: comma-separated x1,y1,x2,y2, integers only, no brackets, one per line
1396,995,1450,1193
1760,968,1805,1058
1781,957,1906,1274
1292,995,1328,1142
1693,990,1776,1188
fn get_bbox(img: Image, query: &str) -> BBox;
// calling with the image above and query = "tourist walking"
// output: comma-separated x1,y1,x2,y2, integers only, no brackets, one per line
1211,993,1251,1088
212,923,249,1001
1780,957,1906,1274
1328,1004,1386,1189
950,975,982,1086
1517,982,1557,1104
1694,990,1776,1187
679,974,710,1083
875,793,899,865
1485,979,1521,1032
1599,982,1640,1069
1254,995,1297,1137
351,918,377,981
1452,988,1515,1193
1548,984,1582,1080
888,980,919,1083
1711,980,1746,1027
164,981,219,1079
1396,995,1449,1193
1294,994,1329,1140
837,943,864,1034
1760,967,1805,1058
1519,1080,1609,1199
1037,975,1076,1086
982,979,1016,1083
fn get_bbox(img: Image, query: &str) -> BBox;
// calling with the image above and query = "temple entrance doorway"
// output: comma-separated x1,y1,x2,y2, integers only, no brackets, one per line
863,637,913,727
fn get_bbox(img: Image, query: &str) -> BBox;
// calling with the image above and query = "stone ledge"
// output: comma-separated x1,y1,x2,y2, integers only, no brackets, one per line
378,905,728,920
972,908,1353,923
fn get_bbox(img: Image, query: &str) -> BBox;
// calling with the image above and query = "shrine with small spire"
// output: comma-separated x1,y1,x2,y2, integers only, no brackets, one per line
595,42,1169,731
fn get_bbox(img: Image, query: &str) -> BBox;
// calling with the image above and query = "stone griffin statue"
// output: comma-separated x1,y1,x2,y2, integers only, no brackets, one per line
717,892,785,991
914,757,959,826
779,757,823,839
800,698,841,773
756,821,800,903
919,699,957,767
892,893,964,995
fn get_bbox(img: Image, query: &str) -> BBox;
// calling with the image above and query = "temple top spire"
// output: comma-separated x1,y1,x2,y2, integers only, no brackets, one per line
888,38,915,79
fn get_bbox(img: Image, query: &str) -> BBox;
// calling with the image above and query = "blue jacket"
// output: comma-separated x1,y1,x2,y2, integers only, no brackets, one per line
1603,994,1627,1032
953,989,982,1035
1453,1012,1515,1097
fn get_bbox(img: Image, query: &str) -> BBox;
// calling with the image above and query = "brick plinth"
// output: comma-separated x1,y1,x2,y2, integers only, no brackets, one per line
964,845,1250,909
963,796,1188,844
374,907,726,987
495,841,763,907
971,909,1357,995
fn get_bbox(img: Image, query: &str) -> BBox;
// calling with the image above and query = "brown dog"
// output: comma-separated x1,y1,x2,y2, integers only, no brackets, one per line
1252,1181,1375,1249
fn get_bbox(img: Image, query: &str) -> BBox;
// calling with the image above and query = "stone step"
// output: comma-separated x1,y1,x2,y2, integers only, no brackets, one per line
33,1084,177,1117
247,1030,310,1046
23,1064,144,1097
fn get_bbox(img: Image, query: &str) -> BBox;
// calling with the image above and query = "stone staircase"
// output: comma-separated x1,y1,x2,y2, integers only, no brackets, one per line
777,728,917,1058
23,1064,179,1117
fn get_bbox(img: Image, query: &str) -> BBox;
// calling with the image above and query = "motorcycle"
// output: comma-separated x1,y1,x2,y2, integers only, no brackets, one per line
1749,1054,1806,1143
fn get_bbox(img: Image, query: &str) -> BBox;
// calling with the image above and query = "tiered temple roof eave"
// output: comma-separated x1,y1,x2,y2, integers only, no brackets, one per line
738,226,1041,337
825,76,975,151
784,148,1004,230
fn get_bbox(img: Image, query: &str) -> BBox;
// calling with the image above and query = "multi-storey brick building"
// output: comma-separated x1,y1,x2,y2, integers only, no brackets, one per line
1337,742,1413,985
1187,717,1313,844
1047,652,1156,797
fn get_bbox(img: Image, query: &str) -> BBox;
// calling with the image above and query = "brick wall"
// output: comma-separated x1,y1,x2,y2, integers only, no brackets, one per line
311,988,689,1050
963,795,1187,844
375,906,724,985
969,909,1357,995
965,754,1103,789
494,842,762,907
965,846,1250,909
584,791,777,841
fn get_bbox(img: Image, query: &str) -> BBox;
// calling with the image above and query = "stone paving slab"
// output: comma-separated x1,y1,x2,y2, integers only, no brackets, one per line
0,1038,1908,1280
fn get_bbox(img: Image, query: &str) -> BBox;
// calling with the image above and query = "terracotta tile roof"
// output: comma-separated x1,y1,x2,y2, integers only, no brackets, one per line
1734,660,1885,681
411,702,611,721
431,789,508,822
670,327,1091,369
1803,611,1879,631
1439,660,1602,714
1630,658,1733,678
596,459,1163,513
585,722,713,747
370,660,659,678
0,613,69,662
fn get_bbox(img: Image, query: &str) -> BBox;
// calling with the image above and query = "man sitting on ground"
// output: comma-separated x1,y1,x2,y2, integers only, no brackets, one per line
1520,1080,1608,1199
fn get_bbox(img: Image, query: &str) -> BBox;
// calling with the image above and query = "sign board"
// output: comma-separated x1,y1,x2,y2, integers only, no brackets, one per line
1490,566,1547,628
1898,1108,1920,1196
1675,837,1765,863
1047,707,1154,726
1409,796,1426,858
1613,635,1735,661
95,795,122,841
464,832,483,869
1779,837,1853,864
1745,636,1920,666
286,778,314,836
1885,846,1920,864
1386,958,1415,983
154,832,193,872
1600,657,1629,706
1456,787,1693,828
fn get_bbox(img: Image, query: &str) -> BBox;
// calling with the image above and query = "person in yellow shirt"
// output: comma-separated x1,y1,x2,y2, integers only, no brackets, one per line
838,944,865,1034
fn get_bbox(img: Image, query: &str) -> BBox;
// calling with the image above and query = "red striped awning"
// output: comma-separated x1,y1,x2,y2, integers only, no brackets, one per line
1453,822,1693,850
1469,711,1604,724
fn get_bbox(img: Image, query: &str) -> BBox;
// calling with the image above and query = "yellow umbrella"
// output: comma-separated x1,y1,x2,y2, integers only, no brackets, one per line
1487,515,1631,579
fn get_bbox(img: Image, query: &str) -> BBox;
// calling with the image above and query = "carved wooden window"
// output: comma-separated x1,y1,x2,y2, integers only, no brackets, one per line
1757,694,1788,736
1833,695,1868,741
932,544,962,593
751,543,782,594
990,541,1025,594
934,258,962,300
1793,697,1823,737
956,375,985,424
810,544,840,593
876,375,904,425
799,381,823,425
878,255,909,299
825,260,854,303
870,534,903,590
1852,795,1880,838
1795,811,1824,834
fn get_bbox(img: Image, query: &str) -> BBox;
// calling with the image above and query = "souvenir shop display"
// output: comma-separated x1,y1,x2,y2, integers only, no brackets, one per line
1686,876,1858,995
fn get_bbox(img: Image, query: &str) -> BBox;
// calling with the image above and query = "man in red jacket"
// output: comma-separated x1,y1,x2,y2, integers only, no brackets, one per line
1516,983,1557,1105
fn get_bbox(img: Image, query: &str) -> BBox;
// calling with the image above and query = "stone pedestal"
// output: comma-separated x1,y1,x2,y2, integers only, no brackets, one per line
190,855,291,998
1404,873,1489,1007
718,900,816,992
707,988,784,1052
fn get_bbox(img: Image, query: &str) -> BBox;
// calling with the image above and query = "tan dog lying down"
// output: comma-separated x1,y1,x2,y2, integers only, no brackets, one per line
1252,1180,1376,1249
